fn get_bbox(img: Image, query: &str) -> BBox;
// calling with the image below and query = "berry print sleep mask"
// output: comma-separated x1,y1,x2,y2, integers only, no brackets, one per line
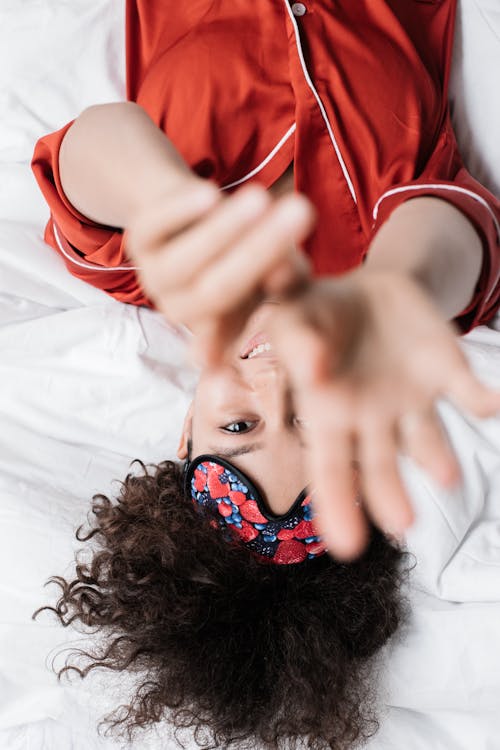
184,455,326,564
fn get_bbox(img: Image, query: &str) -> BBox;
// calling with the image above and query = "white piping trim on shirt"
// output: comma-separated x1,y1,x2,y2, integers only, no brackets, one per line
283,1,358,206
220,123,296,190
53,222,140,272
372,183,500,240
372,183,500,304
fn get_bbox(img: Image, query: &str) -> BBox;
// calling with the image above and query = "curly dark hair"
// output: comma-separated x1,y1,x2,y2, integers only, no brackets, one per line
34,459,411,750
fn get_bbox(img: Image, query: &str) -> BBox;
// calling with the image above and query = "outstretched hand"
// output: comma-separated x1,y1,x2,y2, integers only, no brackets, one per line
125,179,315,364
269,270,500,559
126,178,500,561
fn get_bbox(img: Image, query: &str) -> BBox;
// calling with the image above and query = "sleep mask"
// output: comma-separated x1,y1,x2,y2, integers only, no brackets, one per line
184,455,326,564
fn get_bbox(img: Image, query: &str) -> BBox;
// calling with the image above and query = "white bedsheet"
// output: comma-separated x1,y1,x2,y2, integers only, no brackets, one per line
1,2,499,749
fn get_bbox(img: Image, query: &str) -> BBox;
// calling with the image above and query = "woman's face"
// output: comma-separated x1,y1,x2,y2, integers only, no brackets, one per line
177,303,308,516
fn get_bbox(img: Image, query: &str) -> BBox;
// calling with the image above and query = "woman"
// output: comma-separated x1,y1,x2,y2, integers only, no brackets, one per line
32,0,500,558
32,1,500,746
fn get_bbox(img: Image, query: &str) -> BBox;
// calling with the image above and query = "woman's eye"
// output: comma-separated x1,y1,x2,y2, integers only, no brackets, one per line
221,420,256,434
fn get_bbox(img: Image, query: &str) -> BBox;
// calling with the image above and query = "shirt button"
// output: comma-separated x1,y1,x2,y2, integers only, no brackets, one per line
291,3,307,17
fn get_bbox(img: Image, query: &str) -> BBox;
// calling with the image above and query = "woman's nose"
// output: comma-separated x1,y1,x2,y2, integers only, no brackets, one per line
244,359,283,388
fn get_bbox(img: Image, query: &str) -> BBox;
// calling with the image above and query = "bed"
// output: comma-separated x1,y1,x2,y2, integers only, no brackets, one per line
0,1,499,748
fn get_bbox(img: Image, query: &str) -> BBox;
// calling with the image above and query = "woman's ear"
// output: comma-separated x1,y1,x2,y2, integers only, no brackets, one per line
177,401,194,459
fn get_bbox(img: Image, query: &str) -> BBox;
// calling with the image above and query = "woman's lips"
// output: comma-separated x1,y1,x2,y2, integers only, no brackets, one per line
239,331,274,359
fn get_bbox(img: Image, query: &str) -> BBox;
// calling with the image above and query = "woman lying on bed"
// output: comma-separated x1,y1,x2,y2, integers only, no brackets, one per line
31,2,500,748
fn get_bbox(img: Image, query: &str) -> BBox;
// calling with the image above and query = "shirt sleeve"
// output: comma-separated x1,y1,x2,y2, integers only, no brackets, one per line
370,116,500,334
31,121,154,308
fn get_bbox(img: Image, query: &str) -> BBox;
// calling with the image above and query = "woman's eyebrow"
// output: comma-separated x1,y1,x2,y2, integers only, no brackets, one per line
206,443,264,459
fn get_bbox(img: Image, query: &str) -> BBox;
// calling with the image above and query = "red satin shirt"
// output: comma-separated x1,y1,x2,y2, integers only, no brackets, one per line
32,0,500,331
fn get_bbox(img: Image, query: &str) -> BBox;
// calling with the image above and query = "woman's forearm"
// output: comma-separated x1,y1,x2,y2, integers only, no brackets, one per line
365,196,483,319
59,102,196,228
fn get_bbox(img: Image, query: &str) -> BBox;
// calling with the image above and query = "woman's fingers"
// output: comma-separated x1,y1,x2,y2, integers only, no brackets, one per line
189,317,232,368
132,183,315,328
270,316,331,387
263,249,311,297
447,364,500,419
187,198,314,365
358,421,414,535
192,254,313,368
310,433,368,561
128,177,316,366
190,295,260,367
157,185,273,287
174,193,315,321
126,180,222,259
298,386,368,560
269,283,367,386
398,407,461,487
306,405,417,560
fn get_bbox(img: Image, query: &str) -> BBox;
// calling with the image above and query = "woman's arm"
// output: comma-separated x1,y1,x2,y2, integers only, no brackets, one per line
53,100,314,356
58,102,196,227
365,196,483,320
